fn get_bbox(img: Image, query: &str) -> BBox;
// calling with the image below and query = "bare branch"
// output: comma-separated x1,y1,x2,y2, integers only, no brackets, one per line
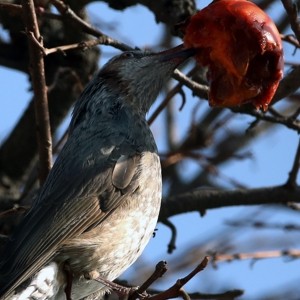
148,68,204,125
43,36,130,55
159,186,300,220
180,63,300,127
0,68,83,182
235,108,300,132
281,0,300,43
281,33,300,48
148,257,209,300
22,0,52,184
130,261,168,299
50,0,133,51
286,138,300,188
211,249,300,264
161,219,177,254
148,84,181,125
226,219,300,232
187,290,244,300
0,3,22,16
173,69,209,100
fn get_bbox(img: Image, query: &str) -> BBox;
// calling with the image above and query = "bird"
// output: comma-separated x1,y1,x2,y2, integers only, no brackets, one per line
0,45,195,300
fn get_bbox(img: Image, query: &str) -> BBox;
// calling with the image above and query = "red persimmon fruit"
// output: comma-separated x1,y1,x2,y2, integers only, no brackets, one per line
183,0,284,110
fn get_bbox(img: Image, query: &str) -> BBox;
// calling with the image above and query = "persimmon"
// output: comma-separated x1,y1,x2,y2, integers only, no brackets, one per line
183,0,284,110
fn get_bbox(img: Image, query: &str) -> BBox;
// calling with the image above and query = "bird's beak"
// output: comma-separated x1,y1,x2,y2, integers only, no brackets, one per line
157,44,196,63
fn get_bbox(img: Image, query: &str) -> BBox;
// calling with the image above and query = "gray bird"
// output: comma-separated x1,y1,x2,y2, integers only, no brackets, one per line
0,45,194,300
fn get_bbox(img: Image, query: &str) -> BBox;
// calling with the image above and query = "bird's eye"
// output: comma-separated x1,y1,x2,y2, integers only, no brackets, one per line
121,52,135,59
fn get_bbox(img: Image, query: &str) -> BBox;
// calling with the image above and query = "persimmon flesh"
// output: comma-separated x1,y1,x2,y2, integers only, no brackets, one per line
183,0,284,110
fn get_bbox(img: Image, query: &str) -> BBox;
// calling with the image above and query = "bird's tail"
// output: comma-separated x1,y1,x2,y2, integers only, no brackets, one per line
0,262,61,300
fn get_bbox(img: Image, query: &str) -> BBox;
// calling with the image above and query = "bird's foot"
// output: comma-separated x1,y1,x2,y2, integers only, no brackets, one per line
83,270,100,280
93,275,147,300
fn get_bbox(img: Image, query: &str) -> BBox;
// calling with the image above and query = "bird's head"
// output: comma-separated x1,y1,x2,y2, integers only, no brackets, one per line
98,45,195,114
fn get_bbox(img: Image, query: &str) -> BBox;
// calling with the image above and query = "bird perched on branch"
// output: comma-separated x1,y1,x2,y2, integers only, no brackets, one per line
0,45,194,300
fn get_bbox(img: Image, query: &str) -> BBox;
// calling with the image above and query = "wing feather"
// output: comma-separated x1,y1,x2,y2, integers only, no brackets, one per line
0,129,142,298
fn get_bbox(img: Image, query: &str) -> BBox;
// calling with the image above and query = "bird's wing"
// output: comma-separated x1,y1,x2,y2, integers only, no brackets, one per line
0,130,146,298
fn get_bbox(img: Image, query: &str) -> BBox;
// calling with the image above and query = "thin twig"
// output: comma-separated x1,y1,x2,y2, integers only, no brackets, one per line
22,0,52,184
149,289,244,300
178,256,209,285
183,64,300,131
50,0,133,51
226,219,300,231
173,69,209,100
178,288,190,300
148,68,200,125
211,249,300,264
281,0,300,43
161,219,177,254
188,289,244,299
235,108,300,132
281,33,300,48
286,138,300,188
0,1,132,52
289,106,300,121
147,257,209,300
148,83,183,125
130,261,168,300
0,2,22,16
43,37,128,55
26,30,47,54
268,107,284,118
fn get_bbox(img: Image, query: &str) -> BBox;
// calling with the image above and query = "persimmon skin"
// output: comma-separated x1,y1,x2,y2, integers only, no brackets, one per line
183,0,284,110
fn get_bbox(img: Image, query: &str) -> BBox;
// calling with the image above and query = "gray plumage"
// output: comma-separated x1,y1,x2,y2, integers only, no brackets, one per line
0,46,194,300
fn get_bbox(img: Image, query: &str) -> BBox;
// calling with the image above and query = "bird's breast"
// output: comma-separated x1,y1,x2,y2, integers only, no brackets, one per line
58,151,162,282
95,151,162,279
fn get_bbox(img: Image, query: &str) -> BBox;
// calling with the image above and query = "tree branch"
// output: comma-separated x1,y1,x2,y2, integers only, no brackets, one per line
211,249,300,264
0,69,83,182
281,0,300,43
22,0,52,184
286,138,300,188
147,257,209,300
50,0,133,51
159,185,300,220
